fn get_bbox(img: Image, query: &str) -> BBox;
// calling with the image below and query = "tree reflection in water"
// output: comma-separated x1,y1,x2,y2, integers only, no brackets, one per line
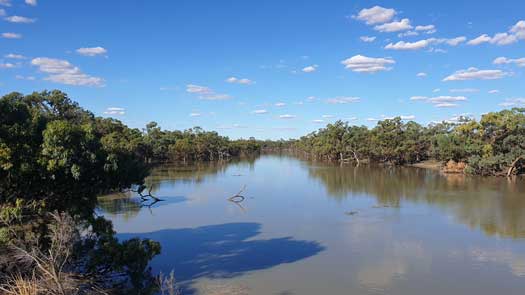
307,163,525,238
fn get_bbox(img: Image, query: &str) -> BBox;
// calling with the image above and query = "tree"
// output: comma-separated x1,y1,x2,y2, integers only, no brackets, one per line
0,91,159,293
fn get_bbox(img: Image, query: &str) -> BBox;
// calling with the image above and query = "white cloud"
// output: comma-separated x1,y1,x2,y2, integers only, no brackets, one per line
405,25,436,36
302,65,318,73
488,89,499,94
186,84,231,100
4,15,36,23
226,76,254,85
237,78,253,84
415,25,435,31
468,20,525,46
15,75,35,80
490,33,518,45
25,0,37,6
385,39,429,50
307,96,316,101
275,102,286,107
467,34,491,45
416,72,427,77
429,96,468,103
189,112,201,117
384,36,466,51
443,67,508,81
435,102,459,108
499,98,525,107
104,107,125,116
360,36,376,42
279,114,296,119
0,9,5,16
374,18,412,32
341,55,395,73
31,57,105,87
493,56,525,67
354,6,396,25
443,36,467,46
430,48,447,53
433,88,441,93
322,115,334,118
510,20,525,39
313,119,324,123
4,53,25,59
252,109,268,114
326,96,361,104
411,95,467,108
398,30,419,37
449,88,479,93
1,32,22,39
410,96,428,101
76,47,107,57
0,62,15,69
0,0,11,7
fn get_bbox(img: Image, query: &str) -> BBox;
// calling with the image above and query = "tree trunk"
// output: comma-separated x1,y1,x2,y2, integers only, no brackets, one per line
351,150,360,167
507,156,524,177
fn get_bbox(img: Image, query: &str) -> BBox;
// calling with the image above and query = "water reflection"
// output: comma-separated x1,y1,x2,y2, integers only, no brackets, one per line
98,158,258,219
98,192,187,220
145,157,257,190
307,164,525,238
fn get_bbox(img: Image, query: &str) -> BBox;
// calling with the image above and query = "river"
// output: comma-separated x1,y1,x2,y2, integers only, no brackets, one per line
99,155,525,295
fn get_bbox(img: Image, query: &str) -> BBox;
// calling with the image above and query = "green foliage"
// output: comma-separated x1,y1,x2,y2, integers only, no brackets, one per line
144,123,261,162
294,110,525,175
0,91,159,293
0,91,150,214
295,118,429,165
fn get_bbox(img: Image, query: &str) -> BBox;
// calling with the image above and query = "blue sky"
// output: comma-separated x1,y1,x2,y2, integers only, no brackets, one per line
1,0,524,139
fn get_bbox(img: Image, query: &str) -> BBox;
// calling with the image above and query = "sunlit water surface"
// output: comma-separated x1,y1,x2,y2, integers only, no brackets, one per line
99,155,525,295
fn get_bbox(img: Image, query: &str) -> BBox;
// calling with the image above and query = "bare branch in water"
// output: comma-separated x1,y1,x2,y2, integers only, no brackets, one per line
131,185,164,202
228,185,246,203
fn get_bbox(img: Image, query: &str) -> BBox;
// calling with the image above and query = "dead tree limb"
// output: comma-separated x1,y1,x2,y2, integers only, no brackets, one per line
228,185,246,203
131,185,163,202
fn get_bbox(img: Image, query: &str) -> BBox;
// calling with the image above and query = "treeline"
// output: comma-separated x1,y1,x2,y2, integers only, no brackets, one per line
293,109,525,176
143,123,260,163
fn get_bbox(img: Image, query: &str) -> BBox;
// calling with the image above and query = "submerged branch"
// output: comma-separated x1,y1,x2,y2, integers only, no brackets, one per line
131,185,164,202
227,185,246,203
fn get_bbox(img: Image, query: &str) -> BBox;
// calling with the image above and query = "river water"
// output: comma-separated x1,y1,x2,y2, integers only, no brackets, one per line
99,155,525,295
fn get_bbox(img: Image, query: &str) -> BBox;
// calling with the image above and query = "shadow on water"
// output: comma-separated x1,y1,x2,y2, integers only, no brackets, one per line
118,222,324,293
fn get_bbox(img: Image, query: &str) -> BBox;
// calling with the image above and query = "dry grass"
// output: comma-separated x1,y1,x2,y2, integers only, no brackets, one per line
0,273,41,295
158,271,181,295
0,213,107,295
